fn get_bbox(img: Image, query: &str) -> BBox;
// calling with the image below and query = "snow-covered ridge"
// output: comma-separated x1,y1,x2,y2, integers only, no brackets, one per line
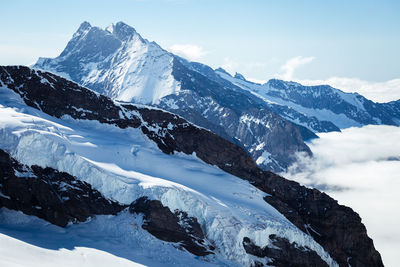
0,84,337,266
216,70,400,132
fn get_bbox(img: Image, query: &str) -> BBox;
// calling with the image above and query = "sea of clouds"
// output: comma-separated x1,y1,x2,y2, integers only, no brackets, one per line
282,125,400,267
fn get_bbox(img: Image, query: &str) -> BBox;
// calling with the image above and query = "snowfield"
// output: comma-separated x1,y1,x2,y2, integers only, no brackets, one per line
0,86,337,266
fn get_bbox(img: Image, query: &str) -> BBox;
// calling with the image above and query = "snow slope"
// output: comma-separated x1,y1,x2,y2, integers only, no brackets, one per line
0,86,337,266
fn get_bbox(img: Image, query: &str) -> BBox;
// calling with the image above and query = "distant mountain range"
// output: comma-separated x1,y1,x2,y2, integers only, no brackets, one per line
218,71,400,131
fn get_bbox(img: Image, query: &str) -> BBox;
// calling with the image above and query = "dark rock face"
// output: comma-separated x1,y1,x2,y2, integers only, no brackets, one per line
0,66,383,266
243,235,328,267
130,197,214,256
35,21,124,95
0,149,125,227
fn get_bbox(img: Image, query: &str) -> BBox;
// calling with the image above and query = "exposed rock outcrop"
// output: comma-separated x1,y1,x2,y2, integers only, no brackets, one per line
130,197,214,256
243,235,328,267
0,149,125,227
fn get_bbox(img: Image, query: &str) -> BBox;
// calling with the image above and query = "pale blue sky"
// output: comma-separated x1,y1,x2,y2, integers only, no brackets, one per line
1,0,399,84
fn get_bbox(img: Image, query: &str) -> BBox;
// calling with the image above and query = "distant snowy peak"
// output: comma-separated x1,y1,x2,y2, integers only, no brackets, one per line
214,67,231,76
73,21,91,38
34,21,180,104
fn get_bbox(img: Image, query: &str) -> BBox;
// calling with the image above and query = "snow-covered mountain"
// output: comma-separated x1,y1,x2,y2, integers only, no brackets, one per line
34,21,316,172
217,71,400,132
0,66,383,267
35,21,180,104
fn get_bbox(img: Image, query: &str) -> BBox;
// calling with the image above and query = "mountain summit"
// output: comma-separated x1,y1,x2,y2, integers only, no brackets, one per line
36,21,179,104
106,21,139,41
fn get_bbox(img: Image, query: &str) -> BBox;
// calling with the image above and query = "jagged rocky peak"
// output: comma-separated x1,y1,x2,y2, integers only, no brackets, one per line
52,22,121,64
234,72,246,81
266,78,304,89
214,67,231,76
34,21,176,104
73,21,92,37
74,21,143,44
73,20,140,42
105,21,139,42
56,21,144,61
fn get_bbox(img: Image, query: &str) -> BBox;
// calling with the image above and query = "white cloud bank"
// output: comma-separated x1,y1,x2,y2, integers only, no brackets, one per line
297,77,400,103
282,125,400,267
168,44,208,61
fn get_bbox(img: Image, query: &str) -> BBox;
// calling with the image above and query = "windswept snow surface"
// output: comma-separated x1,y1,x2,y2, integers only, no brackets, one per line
0,86,337,266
